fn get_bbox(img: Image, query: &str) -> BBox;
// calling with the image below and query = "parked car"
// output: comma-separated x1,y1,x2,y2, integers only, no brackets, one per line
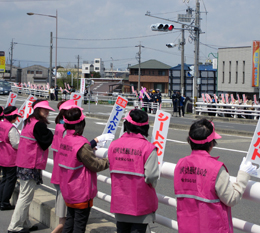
0,80,11,95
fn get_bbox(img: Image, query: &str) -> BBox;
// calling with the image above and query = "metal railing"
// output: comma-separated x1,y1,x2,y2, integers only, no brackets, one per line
43,149,260,232
196,102,260,120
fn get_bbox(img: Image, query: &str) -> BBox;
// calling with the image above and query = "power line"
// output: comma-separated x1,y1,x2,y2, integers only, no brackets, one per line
16,42,134,50
57,31,179,41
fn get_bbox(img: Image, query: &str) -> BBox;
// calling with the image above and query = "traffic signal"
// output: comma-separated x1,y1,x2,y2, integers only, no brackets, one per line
150,23,174,32
166,43,176,48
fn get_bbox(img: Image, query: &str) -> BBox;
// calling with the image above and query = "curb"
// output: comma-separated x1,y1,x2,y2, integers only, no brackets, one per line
10,186,117,232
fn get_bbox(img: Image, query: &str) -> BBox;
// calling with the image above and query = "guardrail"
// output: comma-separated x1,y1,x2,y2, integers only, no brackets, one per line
11,86,49,99
196,102,260,120
11,86,173,108
43,149,260,232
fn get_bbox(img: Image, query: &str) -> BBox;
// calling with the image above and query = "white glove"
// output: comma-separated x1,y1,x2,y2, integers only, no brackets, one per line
95,133,115,149
96,133,115,143
239,157,258,176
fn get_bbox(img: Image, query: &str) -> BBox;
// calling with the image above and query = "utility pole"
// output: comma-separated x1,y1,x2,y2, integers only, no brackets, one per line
193,0,200,112
10,39,14,81
181,24,185,96
135,43,144,92
49,32,53,87
76,55,80,90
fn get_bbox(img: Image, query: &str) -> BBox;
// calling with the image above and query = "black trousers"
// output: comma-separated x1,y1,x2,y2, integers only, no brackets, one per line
0,166,17,207
117,222,148,233
62,206,91,233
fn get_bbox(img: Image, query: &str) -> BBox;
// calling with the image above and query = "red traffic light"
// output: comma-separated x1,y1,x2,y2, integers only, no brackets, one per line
151,23,174,32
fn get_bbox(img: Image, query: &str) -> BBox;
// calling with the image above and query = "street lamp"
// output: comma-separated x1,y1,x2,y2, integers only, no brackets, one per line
27,10,58,87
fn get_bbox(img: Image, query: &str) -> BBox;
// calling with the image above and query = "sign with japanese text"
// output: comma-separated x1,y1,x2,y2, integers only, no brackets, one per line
230,94,235,104
151,110,171,174
0,51,5,72
245,118,260,178
23,100,34,121
80,78,85,94
5,92,18,108
201,93,206,102
70,92,84,108
221,94,225,103
206,94,212,103
254,94,257,104
237,94,241,103
225,94,229,104
102,96,128,148
243,94,246,104
14,95,37,128
213,94,218,103
252,41,260,87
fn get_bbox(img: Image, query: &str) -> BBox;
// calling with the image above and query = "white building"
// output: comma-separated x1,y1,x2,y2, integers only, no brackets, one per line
82,58,105,78
218,41,260,97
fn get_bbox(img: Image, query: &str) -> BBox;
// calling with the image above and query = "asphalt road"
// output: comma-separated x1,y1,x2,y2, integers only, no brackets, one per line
0,95,259,233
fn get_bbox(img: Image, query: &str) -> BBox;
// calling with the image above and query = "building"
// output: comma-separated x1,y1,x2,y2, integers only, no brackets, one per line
169,63,217,98
1,64,22,82
21,65,49,84
129,59,171,93
217,41,260,98
82,58,105,78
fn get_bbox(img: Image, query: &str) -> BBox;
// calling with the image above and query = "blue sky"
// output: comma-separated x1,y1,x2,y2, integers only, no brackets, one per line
0,0,259,70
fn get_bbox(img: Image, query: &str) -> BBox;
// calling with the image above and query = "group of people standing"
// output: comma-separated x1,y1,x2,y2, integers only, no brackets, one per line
171,91,185,117
142,89,161,113
0,98,257,233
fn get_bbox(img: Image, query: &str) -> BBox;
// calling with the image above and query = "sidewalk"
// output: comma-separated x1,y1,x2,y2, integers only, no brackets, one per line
0,186,117,233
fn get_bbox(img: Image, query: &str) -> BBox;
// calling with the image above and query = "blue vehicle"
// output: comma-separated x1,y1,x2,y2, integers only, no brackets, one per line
0,80,11,95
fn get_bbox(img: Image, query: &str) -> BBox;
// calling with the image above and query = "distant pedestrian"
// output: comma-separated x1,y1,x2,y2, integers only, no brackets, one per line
171,91,179,116
55,85,59,101
50,86,55,101
179,94,185,117
0,106,20,211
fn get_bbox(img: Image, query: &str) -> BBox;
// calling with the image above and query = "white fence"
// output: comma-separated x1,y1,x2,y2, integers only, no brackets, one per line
11,86,49,99
196,102,260,120
43,149,260,232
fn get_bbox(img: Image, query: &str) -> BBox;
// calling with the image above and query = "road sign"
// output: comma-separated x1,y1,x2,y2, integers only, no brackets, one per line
67,71,71,75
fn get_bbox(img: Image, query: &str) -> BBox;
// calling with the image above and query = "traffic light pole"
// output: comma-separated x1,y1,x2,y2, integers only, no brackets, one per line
10,39,14,81
135,43,144,92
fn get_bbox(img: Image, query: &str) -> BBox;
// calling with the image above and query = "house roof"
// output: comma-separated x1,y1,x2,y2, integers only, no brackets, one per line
199,64,216,71
170,63,191,71
129,59,171,69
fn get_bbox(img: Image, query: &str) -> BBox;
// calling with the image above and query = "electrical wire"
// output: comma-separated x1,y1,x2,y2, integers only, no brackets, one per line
57,31,178,41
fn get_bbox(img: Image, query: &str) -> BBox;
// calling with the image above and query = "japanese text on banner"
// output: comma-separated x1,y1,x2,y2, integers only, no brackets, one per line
151,110,171,174
5,92,18,108
70,93,84,108
102,96,128,136
245,118,260,178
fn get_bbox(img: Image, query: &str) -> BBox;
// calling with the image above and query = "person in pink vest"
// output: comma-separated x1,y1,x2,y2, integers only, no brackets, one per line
174,118,257,233
108,109,159,233
0,106,21,211
8,100,55,233
51,100,114,233
57,106,110,233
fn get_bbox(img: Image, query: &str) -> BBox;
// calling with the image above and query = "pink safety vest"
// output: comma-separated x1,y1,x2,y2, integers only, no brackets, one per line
0,119,18,167
58,130,97,204
174,150,233,233
108,132,158,216
50,124,65,184
16,117,49,170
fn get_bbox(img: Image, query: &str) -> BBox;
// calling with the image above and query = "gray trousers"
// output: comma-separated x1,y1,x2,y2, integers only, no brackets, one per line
8,179,37,231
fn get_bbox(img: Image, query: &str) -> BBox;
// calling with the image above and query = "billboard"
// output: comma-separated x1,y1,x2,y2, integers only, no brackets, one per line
0,51,5,73
252,41,260,87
